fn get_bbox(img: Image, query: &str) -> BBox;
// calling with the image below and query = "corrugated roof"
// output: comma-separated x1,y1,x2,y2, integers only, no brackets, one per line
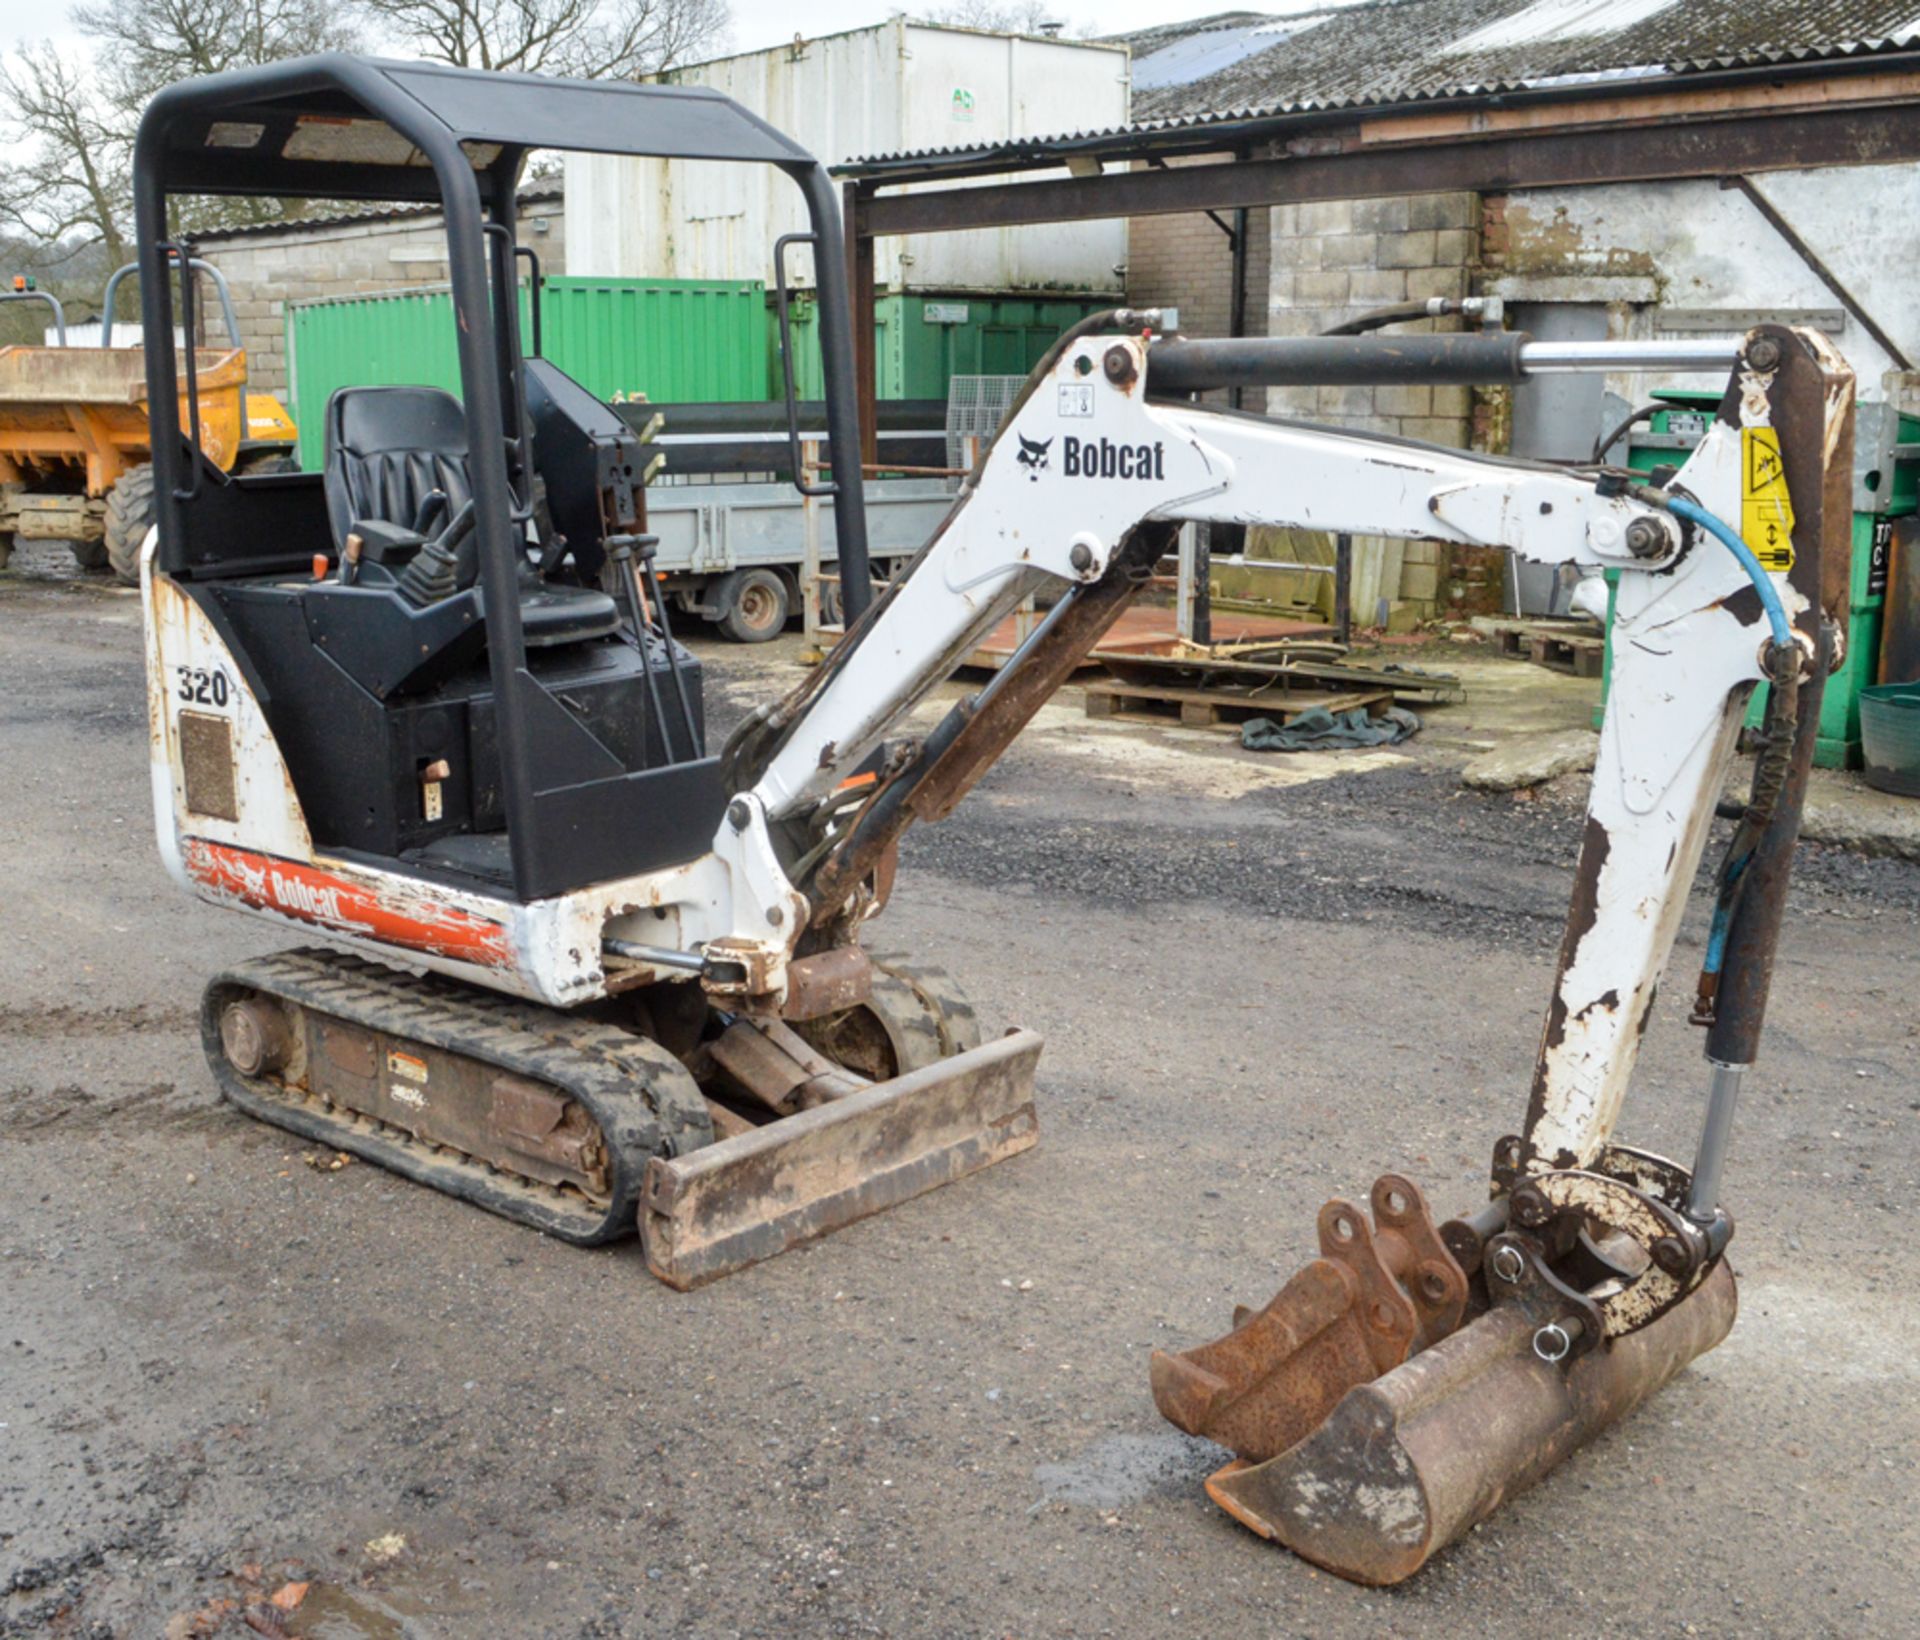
195,187,563,244
1124,0,1920,119
841,1,1920,174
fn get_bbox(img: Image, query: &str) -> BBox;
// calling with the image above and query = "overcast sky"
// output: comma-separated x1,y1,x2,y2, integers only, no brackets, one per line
1,1,1255,60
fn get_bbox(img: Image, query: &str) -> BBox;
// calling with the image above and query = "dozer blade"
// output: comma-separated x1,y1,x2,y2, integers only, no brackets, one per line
640,1028,1042,1289
1201,1260,1736,1585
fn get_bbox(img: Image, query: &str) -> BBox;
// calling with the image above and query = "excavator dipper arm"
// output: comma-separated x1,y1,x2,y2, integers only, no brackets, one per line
714,316,1853,1580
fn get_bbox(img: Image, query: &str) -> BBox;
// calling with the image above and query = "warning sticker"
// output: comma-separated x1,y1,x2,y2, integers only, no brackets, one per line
1740,426,1796,572
387,1050,429,1086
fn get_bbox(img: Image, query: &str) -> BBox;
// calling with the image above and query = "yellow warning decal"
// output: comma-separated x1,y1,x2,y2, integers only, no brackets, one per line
1740,425,1795,573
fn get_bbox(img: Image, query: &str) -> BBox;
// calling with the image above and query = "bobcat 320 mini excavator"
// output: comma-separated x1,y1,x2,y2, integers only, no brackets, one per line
137,58,1849,1581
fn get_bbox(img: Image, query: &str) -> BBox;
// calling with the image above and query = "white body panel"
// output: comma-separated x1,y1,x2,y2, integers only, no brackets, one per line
566,22,1128,295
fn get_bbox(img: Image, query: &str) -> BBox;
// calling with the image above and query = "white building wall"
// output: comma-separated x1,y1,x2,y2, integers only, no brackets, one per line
568,21,1128,294
1491,162,1920,404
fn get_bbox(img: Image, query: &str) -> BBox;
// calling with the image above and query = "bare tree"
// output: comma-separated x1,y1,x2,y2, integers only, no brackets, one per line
74,0,361,112
2,0,364,268
360,0,730,79
914,0,1077,34
0,44,135,269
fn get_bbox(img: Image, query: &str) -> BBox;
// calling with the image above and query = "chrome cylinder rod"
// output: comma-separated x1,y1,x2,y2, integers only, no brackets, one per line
603,938,707,974
1520,340,1741,373
1688,1059,1748,1222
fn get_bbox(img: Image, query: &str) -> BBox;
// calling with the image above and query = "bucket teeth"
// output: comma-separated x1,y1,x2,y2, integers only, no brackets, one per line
1150,1175,1468,1463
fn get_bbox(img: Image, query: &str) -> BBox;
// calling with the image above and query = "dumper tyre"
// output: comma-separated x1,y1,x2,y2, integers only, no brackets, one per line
68,535,110,571
714,567,790,643
104,464,157,585
0,533,12,573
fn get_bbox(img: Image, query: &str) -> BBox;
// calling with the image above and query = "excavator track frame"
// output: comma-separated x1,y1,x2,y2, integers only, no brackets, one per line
202,948,714,1244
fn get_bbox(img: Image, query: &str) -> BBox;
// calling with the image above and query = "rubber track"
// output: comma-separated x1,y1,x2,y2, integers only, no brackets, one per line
201,948,713,1244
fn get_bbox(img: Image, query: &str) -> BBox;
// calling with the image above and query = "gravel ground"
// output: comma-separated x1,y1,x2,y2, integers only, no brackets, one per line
3,564,1917,1638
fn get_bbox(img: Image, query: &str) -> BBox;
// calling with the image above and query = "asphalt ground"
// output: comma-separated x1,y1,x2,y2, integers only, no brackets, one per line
3,553,1916,1638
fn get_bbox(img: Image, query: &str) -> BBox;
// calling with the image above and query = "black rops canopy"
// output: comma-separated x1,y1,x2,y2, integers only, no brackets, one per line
133,54,874,902
139,53,817,204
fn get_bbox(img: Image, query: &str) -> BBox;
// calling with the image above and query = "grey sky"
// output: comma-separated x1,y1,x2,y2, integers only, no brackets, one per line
1,1,1254,60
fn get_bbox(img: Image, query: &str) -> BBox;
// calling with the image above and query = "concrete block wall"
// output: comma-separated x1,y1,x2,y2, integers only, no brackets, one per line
1263,191,1481,621
195,199,568,398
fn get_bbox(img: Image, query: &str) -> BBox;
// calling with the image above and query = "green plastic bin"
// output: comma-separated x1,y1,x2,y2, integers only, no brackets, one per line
1859,683,1920,796
1595,394,1917,768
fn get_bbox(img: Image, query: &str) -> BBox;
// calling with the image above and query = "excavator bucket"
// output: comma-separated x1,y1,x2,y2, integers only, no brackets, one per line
1153,1174,1739,1584
640,1028,1043,1289
1201,1263,1736,1585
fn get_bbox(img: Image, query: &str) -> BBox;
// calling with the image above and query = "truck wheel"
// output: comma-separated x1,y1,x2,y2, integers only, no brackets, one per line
104,464,158,586
0,533,12,573
714,567,790,643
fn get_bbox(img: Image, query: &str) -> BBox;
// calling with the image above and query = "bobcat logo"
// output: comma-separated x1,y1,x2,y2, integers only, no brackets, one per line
1016,433,1053,479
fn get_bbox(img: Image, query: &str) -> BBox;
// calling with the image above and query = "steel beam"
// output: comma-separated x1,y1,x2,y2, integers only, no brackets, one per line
844,178,880,467
857,103,1920,237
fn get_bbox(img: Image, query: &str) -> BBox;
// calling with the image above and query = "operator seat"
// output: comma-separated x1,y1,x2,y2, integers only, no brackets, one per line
321,385,620,647
323,385,473,538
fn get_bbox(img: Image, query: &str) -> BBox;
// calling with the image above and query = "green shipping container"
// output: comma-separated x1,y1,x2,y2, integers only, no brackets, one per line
776,293,1116,403
1596,393,1918,767
286,277,765,469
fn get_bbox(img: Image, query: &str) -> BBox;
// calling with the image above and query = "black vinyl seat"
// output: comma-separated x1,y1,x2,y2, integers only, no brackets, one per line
323,385,473,546
320,385,620,649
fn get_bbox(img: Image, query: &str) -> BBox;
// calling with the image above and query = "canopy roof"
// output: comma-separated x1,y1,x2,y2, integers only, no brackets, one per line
138,53,814,205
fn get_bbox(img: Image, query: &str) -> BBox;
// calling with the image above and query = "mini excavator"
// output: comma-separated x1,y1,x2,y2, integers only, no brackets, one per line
136,58,1849,1583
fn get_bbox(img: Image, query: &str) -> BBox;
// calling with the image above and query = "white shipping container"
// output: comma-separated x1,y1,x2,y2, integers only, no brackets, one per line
567,20,1129,295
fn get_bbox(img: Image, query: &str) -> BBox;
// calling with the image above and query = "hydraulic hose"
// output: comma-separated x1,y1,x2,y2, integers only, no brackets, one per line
1652,494,1803,1024
1662,493,1793,647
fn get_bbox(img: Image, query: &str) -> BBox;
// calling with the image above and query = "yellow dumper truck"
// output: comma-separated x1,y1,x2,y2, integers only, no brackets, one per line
0,259,297,581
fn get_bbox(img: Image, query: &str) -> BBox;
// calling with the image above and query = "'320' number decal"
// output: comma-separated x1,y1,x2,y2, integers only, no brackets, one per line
175,665,233,708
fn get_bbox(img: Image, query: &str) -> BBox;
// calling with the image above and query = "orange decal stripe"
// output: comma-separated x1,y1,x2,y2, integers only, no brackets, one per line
184,840,515,970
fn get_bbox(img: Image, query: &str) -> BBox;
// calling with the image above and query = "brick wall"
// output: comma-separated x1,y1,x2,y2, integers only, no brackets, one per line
1127,159,1271,411
195,199,568,398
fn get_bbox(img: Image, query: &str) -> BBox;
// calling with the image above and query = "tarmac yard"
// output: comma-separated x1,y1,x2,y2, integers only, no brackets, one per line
3,558,1918,1638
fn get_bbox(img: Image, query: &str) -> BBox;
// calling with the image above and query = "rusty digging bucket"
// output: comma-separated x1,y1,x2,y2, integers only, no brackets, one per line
1150,1175,1738,1585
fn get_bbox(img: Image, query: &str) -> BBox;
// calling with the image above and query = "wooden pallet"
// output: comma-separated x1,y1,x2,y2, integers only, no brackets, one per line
1478,618,1605,679
1082,679,1391,732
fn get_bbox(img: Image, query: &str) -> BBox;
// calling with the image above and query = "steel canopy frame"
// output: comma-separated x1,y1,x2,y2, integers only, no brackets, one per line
132,54,873,902
838,67,1920,460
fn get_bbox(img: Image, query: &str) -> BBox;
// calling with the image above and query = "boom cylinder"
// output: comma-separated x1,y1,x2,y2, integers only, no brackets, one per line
1144,334,1739,394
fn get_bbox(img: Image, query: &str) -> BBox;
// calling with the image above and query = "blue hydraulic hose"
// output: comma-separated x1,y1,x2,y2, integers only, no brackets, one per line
1664,493,1794,648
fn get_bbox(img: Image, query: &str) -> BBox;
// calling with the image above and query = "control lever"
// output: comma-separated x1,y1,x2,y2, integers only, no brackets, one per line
396,499,477,607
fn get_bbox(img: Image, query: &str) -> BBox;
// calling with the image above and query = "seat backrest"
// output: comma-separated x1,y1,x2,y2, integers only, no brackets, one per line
323,385,472,546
